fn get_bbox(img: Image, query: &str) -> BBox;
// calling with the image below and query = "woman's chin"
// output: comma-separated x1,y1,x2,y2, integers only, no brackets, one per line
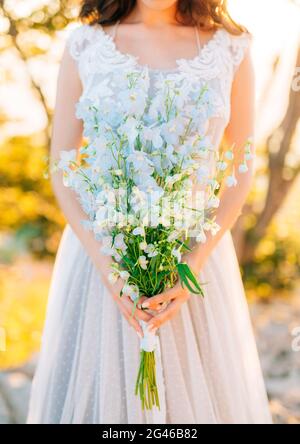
140,0,178,11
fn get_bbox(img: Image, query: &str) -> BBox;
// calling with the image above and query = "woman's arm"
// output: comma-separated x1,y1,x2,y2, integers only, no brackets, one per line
50,46,151,334
187,46,256,271
143,48,255,329
50,47,113,283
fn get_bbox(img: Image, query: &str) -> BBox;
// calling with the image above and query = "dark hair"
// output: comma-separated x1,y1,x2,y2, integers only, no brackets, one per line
79,0,246,35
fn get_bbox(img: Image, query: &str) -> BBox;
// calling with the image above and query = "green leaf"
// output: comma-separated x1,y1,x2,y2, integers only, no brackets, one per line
132,295,142,317
150,255,159,272
182,264,204,294
175,239,192,252
176,263,204,296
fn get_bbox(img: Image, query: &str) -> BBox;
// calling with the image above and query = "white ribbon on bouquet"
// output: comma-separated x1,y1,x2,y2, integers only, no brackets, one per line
129,294,167,422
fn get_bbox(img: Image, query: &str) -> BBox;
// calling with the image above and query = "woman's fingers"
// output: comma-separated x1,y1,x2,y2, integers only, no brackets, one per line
147,300,180,332
115,282,190,335
117,300,144,336
141,287,176,311
122,296,152,322
136,295,149,309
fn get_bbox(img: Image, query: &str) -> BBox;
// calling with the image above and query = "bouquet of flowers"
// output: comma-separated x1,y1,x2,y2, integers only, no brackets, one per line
56,69,253,410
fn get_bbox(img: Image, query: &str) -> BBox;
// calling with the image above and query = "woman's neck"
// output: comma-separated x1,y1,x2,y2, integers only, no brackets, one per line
126,1,178,27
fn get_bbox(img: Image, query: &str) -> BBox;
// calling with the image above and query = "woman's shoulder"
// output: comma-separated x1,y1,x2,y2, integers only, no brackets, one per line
66,23,102,61
217,26,252,48
216,27,252,68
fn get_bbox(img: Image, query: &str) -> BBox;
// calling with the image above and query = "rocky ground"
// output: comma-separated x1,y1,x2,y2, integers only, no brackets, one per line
250,295,300,424
0,297,299,424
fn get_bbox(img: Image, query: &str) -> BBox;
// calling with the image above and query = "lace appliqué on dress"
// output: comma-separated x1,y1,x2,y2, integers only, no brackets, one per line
66,24,251,124
67,24,250,77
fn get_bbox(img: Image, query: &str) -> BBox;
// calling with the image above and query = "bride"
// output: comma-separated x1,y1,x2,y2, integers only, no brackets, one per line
27,0,272,424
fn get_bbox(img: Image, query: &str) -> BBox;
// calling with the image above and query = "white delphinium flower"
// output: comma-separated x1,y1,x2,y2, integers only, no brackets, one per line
245,151,254,161
211,222,221,236
207,179,220,192
207,196,220,209
95,207,110,229
116,212,128,229
114,233,127,252
159,209,172,227
122,284,139,302
62,169,78,188
147,204,160,228
171,248,182,263
100,236,114,256
112,169,123,177
130,187,147,211
132,227,145,236
162,145,178,168
244,138,254,160
127,151,154,176
225,150,234,160
138,181,164,204
167,230,180,243
204,221,220,236
138,255,148,270
118,117,139,149
144,244,158,257
239,163,249,173
117,70,149,118
226,173,238,187
120,271,130,280
198,135,212,151
196,229,207,243
96,188,115,206
58,150,77,171
139,241,148,251
108,267,120,284
108,263,130,284
148,94,164,121
97,148,118,174
196,165,210,185
93,134,110,151
181,178,194,191
118,88,147,117
165,173,183,187
143,126,163,149
216,160,228,171
160,117,185,145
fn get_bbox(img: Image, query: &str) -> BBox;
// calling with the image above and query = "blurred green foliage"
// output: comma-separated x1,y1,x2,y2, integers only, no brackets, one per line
0,261,50,369
0,135,65,262
244,231,300,300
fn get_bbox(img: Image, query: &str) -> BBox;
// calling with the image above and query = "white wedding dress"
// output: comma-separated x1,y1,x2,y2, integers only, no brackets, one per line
27,23,272,424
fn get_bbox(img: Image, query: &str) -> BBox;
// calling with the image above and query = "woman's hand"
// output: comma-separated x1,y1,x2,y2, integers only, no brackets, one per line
140,282,190,333
107,278,153,337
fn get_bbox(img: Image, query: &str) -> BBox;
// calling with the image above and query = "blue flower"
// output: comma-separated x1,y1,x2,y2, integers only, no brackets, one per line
160,118,185,145
127,151,154,175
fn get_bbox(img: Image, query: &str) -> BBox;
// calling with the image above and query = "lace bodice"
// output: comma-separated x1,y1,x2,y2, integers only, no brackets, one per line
66,23,251,152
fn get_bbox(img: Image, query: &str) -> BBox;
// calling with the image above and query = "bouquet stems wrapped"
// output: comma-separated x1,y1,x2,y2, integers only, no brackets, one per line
117,227,204,410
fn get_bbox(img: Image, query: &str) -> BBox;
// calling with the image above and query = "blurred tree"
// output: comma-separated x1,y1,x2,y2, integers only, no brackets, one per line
0,0,78,142
0,1,79,258
0,135,65,259
233,44,300,267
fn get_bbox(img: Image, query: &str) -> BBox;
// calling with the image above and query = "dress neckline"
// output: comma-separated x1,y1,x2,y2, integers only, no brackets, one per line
95,22,224,73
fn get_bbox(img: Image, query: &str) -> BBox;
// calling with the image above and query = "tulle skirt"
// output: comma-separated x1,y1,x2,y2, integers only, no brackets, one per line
27,225,272,424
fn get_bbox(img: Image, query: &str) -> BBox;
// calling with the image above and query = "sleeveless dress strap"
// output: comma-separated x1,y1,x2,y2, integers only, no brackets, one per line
112,20,121,40
194,25,202,54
